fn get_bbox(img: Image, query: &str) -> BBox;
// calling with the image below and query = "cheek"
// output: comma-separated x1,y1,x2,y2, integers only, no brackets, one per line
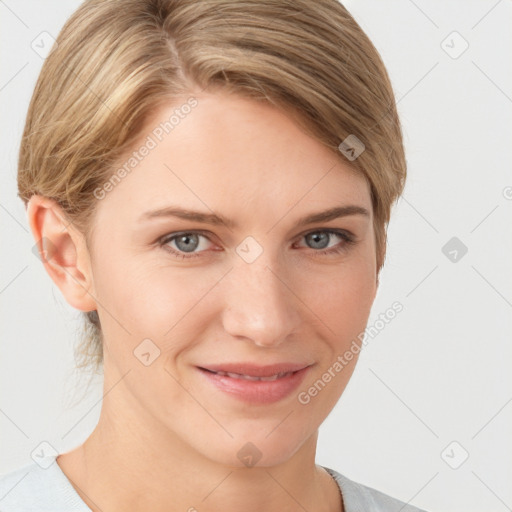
293,260,375,416
299,257,376,341
93,255,226,356
92,234,376,365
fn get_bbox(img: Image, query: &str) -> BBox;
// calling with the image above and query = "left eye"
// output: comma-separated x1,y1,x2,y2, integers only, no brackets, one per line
159,229,354,259
161,232,212,255
298,231,347,250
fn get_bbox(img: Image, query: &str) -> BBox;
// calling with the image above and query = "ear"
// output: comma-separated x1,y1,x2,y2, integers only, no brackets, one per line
26,194,97,312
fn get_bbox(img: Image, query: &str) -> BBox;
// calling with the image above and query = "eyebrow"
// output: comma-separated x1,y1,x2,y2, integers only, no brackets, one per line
139,204,370,229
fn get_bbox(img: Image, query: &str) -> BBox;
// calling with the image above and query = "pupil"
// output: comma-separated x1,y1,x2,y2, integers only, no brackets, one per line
176,234,198,252
307,232,329,249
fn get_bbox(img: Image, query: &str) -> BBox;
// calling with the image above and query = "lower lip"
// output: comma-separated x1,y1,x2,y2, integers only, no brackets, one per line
197,366,312,404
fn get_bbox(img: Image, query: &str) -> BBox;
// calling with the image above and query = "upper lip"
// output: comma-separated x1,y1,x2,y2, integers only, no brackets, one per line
197,362,312,377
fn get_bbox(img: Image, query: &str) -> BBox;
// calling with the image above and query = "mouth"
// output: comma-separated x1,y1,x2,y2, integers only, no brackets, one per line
199,368,296,382
196,362,313,404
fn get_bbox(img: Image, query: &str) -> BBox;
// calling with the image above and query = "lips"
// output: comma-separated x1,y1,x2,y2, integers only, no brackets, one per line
196,362,313,404
202,370,291,382
198,362,310,378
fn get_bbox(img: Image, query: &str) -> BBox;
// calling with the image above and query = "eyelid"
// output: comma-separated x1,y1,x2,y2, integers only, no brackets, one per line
158,227,356,258
159,228,353,245
158,230,217,250
294,227,355,242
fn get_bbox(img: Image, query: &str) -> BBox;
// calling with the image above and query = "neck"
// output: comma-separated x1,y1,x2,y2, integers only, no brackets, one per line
57,375,343,512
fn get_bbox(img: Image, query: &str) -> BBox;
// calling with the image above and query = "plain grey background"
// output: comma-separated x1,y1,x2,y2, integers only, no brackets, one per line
1,1,511,511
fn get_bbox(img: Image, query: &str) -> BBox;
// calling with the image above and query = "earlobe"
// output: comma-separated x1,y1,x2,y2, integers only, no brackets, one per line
27,195,97,312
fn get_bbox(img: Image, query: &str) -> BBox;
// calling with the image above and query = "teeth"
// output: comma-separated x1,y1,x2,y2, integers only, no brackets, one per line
214,370,292,381
226,372,261,381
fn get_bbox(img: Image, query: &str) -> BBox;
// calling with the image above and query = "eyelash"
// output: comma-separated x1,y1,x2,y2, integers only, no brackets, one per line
157,229,356,260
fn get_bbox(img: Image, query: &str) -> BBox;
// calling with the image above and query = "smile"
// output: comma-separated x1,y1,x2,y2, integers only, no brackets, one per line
196,364,313,404
202,368,294,381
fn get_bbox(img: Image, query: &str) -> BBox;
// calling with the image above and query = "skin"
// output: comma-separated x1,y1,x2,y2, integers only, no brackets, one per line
27,90,379,512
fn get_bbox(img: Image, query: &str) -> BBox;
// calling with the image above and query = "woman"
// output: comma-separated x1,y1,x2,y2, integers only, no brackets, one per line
0,0,426,510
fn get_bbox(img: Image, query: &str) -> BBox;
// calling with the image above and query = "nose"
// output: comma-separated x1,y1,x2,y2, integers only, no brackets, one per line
221,256,301,348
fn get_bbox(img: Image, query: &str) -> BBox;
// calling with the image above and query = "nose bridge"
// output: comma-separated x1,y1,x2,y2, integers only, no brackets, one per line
221,252,300,346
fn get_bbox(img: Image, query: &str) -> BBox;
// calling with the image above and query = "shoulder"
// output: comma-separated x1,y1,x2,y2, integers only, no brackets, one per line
0,455,90,512
322,466,429,512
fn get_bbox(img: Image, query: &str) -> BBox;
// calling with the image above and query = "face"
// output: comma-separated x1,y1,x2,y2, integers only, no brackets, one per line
81,90,378,467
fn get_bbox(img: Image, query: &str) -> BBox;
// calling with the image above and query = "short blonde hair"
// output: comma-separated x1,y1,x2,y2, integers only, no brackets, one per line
18,0,407,375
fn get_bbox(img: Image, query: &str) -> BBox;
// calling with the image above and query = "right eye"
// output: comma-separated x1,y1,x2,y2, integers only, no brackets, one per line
158,231,217,259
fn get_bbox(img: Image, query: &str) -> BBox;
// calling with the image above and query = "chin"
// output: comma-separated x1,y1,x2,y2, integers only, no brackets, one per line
197,427,310,470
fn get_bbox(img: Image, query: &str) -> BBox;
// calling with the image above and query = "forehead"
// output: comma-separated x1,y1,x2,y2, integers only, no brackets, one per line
94,91,372,227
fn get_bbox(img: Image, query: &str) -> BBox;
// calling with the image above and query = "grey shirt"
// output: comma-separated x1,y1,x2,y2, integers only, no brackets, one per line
0,454,427,511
